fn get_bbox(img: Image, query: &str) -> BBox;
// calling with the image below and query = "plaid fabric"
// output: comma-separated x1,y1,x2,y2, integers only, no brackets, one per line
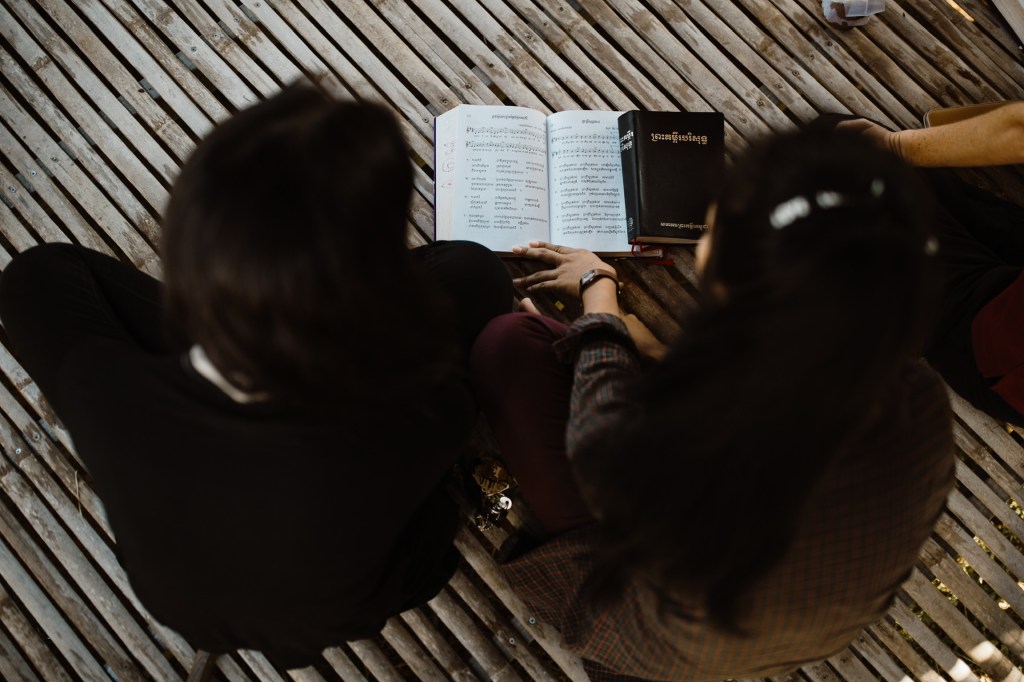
552,312,641,460
504,315,956,681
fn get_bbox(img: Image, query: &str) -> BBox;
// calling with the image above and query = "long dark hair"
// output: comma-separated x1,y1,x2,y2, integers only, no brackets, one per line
162,84,457,409
575,127,939,631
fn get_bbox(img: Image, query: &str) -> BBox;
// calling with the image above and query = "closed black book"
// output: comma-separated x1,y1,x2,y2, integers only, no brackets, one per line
618,110,725,244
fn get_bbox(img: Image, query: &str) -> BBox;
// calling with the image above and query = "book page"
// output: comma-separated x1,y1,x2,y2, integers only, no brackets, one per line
547,110,628,253
434,105,549,252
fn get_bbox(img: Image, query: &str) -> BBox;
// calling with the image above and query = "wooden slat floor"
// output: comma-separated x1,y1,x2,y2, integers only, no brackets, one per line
0,0,1022,680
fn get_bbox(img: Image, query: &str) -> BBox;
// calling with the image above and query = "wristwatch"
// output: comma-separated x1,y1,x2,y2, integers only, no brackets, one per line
578,268,621,297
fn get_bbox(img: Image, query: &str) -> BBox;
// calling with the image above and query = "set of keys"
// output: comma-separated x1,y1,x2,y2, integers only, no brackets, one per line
472,458,516,530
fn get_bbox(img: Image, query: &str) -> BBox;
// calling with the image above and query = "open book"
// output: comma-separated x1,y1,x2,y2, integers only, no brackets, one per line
433,105,657,256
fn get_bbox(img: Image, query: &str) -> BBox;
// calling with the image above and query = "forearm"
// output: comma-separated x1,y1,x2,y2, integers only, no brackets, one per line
554,314,641,458
893,103,1024,167
580,275,620,316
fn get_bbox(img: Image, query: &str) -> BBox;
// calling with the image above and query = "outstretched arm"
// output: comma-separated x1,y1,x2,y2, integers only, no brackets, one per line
511,241,669,360
840,102,1024,167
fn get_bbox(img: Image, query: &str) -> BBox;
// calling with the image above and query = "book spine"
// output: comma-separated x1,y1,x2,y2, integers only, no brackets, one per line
618,112,641,244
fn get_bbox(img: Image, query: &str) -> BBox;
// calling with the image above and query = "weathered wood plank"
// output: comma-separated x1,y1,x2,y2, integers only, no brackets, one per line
347,639,406,682
400,607,478,682
600,0,794,133
991,0,1024,47
430,1,582,112
954,458,1024,542
654,0,834,120
952,0,1024,54
0,623,42,682
889,597,981,682
0,535,112,681
455,527,589,682
126,0,262,109
7,0,183,182
0,578,74,681
0,121,115,256
429,587,523,681
167,0,281,99
370,0,504,108
380,618,449,682
933,512,1024,619
0,361,110,535
268,0,439,156
731,0,909,127
0,166,44,253
473,0,615,110
199,0,306,88
824,648,879,682
952,421,1023,509
0,67,161,273
867,620,948,682
847,630,915,681
36,0,197,160
448,569,558,682
946,488,1024,579
0,503,146,681
919,538,1024,659
903,569,1020,681
321,646,370,681
0,450,183,679
950,390,1024,479
67,0,220,133
882,0,1024,96
407,0,549,112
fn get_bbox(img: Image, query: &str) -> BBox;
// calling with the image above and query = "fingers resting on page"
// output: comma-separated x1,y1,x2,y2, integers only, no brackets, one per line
511,241,611,299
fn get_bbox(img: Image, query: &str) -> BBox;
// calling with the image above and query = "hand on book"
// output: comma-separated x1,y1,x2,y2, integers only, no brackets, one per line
510,242,612,300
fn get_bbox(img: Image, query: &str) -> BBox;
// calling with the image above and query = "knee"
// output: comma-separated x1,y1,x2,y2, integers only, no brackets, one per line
0,244,80,317
430,240,513,304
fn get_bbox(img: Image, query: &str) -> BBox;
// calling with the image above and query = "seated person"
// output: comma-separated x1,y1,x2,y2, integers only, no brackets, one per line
470,127,955,681
0,84,512,666
843,102,1024,425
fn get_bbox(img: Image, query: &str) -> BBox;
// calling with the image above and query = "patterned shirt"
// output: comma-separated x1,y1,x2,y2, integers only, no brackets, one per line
504,313,955,682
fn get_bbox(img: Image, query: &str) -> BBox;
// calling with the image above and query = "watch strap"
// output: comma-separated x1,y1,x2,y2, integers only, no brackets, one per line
579,269,621,297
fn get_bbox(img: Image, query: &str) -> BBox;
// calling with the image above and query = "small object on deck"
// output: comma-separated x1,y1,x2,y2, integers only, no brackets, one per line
472,458,516,530
821,0,885,27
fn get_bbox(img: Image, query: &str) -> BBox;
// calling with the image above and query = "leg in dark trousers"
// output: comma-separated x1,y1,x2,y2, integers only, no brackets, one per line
919,171,1024,424
920,170,1023,343
0,243,169,415
413,240,514,356
471,312,593,536
923,169,1024,264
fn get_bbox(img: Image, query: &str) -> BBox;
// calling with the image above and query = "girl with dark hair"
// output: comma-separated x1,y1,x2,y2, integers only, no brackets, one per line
0,85,512,666
471,126,955,681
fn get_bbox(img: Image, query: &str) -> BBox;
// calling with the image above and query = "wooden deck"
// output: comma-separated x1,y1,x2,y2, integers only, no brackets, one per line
0,0,1023,680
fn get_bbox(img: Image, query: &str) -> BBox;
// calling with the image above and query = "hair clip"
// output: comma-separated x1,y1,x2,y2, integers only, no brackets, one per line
814,190,844,209
769,177,887,230
769,196,812,229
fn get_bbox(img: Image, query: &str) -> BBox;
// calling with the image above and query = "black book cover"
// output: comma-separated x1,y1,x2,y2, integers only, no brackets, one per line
618,110,725,244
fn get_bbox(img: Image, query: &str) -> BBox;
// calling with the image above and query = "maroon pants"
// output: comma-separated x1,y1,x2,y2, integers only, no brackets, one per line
470,312,594,536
